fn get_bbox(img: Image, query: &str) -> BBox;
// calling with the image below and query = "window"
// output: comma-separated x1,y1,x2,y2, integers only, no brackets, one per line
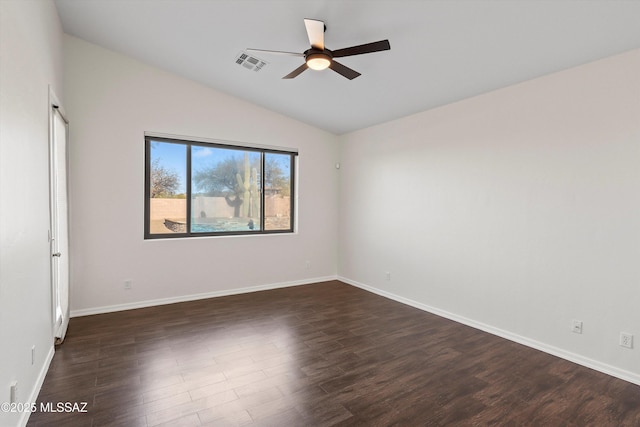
145,135,296,238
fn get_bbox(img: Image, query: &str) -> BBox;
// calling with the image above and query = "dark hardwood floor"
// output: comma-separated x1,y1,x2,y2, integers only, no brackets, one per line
28,280,640,426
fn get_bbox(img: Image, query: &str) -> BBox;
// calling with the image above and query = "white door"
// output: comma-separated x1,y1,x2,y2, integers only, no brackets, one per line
49,90,70,343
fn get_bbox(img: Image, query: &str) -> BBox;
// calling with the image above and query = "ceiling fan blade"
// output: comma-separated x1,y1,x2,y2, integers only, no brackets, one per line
331,40,391,58
246,48,303,57
283,63,309,79
328,60,361,80
304,18,325,50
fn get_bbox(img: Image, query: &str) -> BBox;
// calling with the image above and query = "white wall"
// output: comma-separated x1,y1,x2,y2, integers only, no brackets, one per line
338,49,640,384
64,36,339,315
0,1,64,425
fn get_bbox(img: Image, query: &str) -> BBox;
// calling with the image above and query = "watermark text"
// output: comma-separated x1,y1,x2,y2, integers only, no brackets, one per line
1,401,88,413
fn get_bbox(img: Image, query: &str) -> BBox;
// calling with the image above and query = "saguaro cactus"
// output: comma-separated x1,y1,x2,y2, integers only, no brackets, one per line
233,153,259,219
242,153,251,217
250,167,259,220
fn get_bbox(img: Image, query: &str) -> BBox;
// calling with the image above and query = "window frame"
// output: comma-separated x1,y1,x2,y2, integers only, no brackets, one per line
144,134,297,239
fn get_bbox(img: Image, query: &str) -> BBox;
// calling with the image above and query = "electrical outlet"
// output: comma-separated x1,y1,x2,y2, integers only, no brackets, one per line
124,280,132,290
31,345,35,365
620,332,633,349
385,271,391,281
305,261,310,270
571,320,583,334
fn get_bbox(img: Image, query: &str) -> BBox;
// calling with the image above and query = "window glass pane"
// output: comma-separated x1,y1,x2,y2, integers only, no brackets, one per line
264,152,292,231
149,141,187,234
145,135,295,239
191,146,261,233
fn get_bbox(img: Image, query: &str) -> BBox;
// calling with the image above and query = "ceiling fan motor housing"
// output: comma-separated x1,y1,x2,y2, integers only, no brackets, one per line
305,49,333,70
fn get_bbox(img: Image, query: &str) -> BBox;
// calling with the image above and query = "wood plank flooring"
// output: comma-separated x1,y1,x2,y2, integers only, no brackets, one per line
28,280,640,426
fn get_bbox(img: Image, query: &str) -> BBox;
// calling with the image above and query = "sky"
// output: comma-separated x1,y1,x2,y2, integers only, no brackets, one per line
150,140,187,194
150,139,291,195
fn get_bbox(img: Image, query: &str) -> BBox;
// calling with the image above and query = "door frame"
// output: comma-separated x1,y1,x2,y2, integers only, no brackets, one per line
48,87,70,344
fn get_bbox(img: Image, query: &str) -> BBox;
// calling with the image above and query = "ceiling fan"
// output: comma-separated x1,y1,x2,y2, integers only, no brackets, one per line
247,18,390,80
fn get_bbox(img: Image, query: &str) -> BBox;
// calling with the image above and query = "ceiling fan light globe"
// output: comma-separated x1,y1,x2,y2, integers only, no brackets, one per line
306,55,331,70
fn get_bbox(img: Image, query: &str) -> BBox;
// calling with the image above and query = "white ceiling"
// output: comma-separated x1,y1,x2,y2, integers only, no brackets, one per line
54,0,640,135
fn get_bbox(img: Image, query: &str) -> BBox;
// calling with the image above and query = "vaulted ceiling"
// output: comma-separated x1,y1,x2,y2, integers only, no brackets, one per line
54,0,640,135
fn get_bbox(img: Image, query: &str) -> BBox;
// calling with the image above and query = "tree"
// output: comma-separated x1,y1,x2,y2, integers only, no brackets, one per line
193,156,242,196
264,156,290,197
150,158,180,198
193,153,260,218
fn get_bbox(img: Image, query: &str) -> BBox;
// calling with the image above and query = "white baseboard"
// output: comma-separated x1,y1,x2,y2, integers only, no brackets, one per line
20,345,55,427
70,276,338,318
339,276,640,387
